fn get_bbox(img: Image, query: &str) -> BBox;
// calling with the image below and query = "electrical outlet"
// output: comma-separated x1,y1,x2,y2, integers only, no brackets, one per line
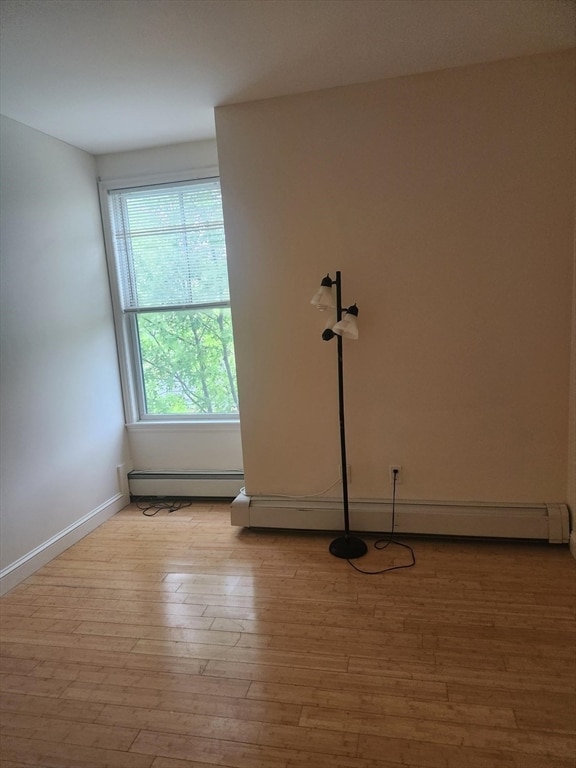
117,463,130,497
389,465,402,484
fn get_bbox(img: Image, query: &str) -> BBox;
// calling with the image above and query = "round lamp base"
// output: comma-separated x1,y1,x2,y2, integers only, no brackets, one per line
329,535,368,560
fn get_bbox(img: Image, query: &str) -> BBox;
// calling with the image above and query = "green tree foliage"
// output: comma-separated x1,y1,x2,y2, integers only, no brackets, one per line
113,180,237,416
137,308,238,415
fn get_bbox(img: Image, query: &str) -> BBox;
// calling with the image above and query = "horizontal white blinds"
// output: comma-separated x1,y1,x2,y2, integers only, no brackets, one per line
108,178,229,311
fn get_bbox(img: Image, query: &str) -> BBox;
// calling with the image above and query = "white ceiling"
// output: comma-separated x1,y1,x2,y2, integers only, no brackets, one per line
1,0,574,155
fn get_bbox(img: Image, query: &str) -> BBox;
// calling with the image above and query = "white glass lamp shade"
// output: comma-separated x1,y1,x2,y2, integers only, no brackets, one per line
333,304,359,339
323,310,337,331
311,276,335,311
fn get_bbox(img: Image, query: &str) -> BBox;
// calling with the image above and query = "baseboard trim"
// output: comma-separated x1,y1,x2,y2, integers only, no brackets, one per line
231,493,570,544
0,492,127,596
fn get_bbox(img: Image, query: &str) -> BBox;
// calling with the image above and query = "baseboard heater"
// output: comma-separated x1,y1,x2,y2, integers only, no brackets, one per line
129,470,244,498
231,493,571,543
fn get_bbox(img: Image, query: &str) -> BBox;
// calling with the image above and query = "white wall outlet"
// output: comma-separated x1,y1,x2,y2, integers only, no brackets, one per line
117,463,130,497
389,465,402,484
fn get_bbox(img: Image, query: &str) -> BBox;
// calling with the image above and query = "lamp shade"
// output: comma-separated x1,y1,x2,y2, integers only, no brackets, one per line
323,310,337,329
311,275,335,310
333,304,359,339
321,310,337,341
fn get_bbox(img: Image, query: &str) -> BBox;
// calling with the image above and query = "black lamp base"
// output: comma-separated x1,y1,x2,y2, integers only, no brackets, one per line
329,535,368,559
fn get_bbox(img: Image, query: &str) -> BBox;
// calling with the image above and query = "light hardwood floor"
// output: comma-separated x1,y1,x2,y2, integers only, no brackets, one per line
1,501,575,768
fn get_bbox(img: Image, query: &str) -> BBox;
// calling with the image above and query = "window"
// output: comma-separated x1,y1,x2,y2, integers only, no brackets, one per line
101,174,238,421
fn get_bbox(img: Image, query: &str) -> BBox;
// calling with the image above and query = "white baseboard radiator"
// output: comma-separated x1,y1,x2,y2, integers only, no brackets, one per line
129,470,244,499
231,493,571,543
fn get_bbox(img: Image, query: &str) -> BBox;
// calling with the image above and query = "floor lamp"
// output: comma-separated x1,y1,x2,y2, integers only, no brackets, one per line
311,272,368,559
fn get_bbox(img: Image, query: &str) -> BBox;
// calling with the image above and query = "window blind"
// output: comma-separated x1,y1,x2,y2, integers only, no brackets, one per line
108,178,229,312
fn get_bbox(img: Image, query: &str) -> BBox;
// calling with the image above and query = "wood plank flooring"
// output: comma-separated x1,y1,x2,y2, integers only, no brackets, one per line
1,501,575,768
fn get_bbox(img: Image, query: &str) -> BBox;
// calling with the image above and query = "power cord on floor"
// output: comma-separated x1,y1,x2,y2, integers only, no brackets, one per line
135,497,193,517
346,469,416,574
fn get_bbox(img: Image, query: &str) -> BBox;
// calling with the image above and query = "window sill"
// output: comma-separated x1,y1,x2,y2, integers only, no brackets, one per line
126,420,240,434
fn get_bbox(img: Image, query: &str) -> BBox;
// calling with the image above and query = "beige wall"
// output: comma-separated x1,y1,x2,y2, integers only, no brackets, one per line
215,51,575,506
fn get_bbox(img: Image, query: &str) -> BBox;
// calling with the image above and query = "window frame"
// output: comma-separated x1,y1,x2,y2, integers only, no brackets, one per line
98,169,239,425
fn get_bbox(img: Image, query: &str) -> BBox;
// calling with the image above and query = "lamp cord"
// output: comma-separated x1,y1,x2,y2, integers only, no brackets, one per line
346,471,416,574
239,477,342,500
136,497,193,517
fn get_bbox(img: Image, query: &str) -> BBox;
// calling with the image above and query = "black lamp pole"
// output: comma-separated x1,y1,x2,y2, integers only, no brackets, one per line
323,272,367,560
